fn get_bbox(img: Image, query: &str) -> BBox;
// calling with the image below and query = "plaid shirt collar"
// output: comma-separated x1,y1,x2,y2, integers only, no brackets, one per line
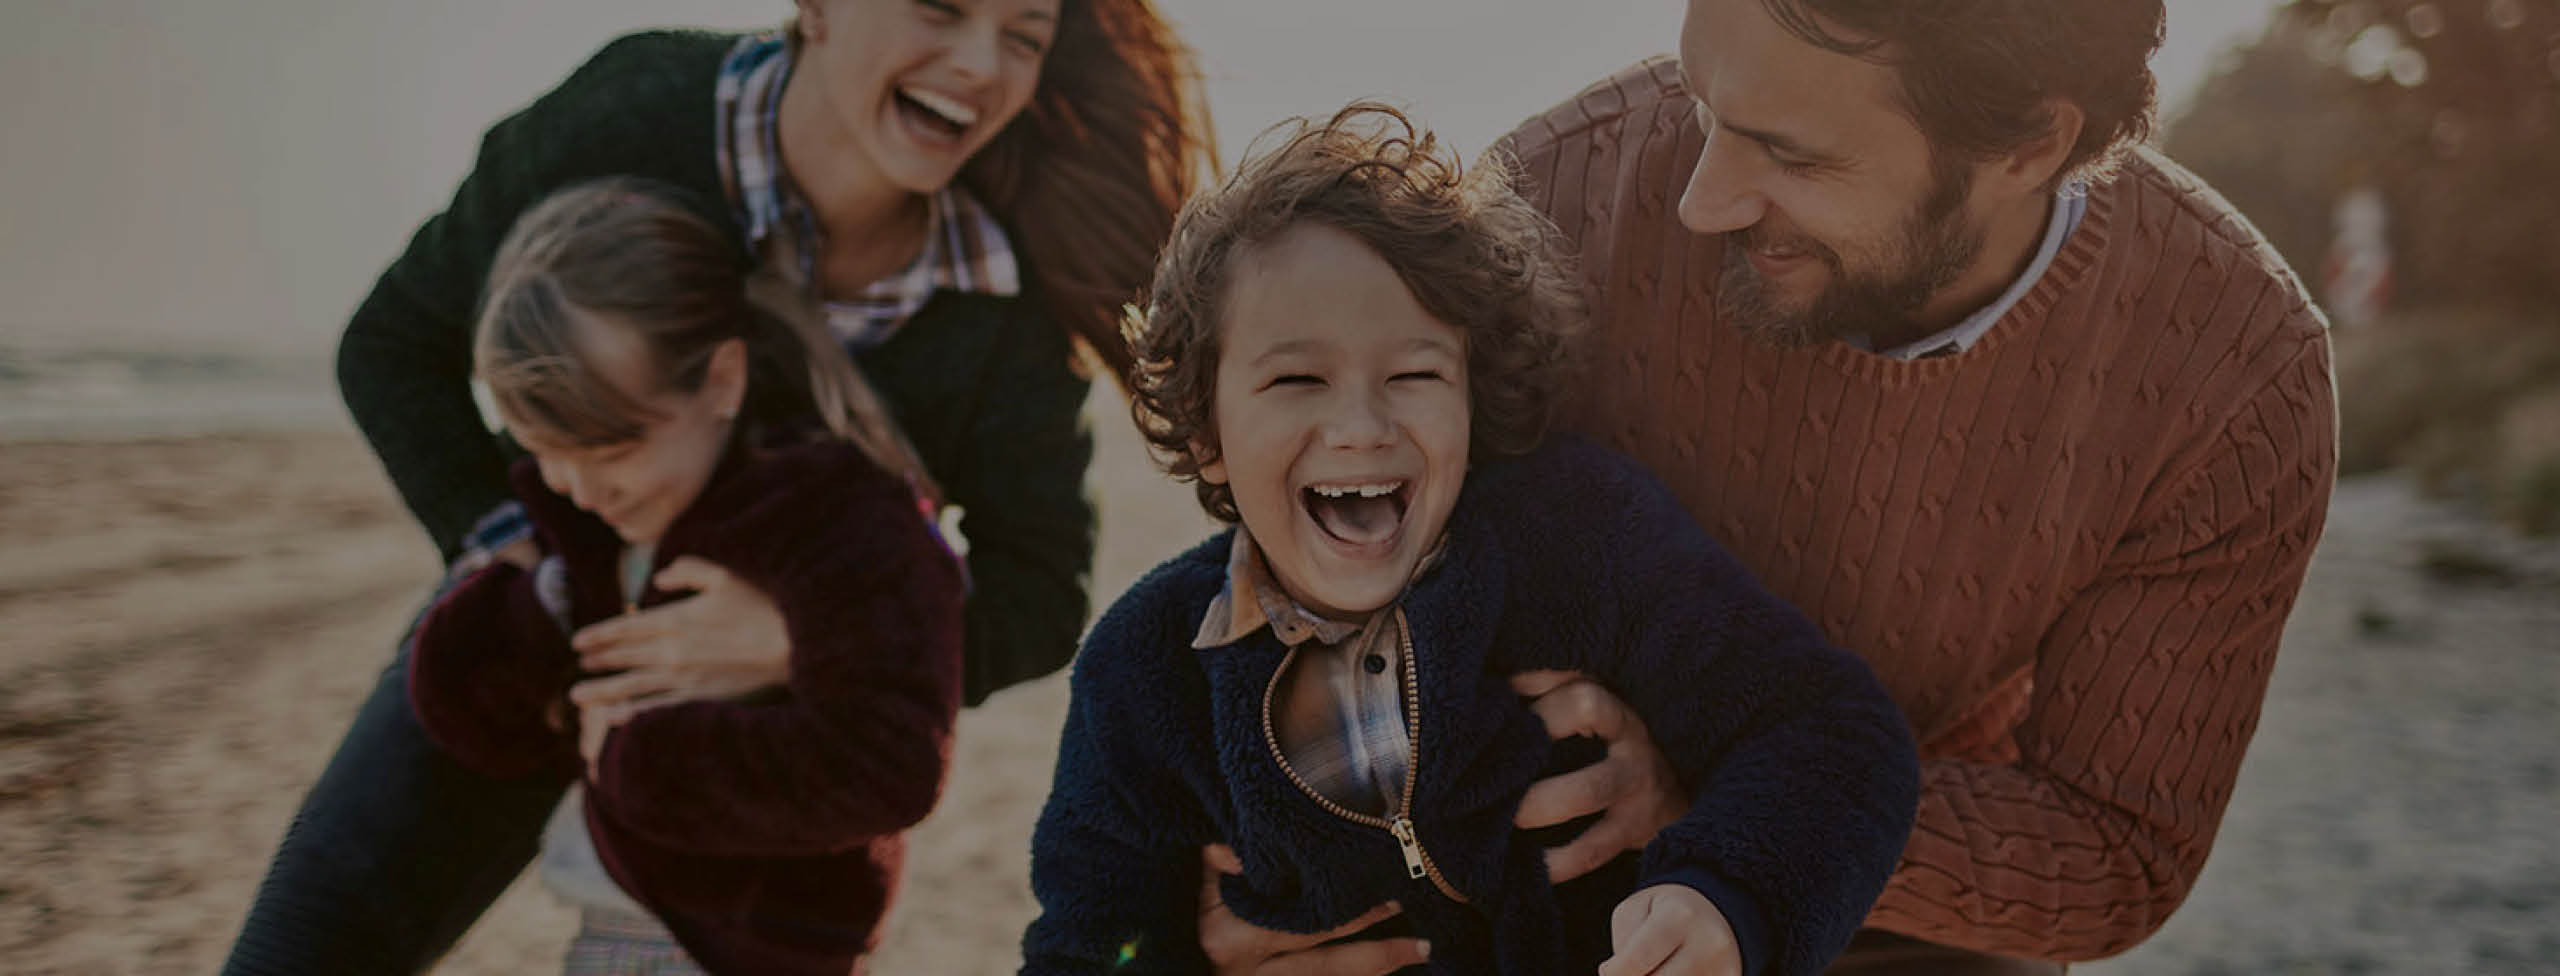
714,30,1020,351
1191,528,1449,651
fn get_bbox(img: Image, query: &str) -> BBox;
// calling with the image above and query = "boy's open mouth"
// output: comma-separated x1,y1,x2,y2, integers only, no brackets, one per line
1302,480,1409,548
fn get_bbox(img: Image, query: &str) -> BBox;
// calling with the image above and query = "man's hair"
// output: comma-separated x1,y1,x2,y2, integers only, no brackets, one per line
1128,103,1585,522
1760,0,2166,186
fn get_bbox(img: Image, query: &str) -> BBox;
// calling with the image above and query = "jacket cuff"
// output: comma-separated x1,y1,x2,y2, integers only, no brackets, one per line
1651,866,1772,976
447,498,532,577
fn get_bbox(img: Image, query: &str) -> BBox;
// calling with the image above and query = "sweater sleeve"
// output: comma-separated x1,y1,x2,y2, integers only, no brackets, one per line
585,475,968,855
337,33,716,561
1019,581,1217,975
943,308,1099,705
406,562,584,781
1866,348,2336,959
1515,443,1920,976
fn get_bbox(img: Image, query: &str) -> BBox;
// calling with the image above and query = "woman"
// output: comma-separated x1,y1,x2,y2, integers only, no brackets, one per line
222,2,1210,971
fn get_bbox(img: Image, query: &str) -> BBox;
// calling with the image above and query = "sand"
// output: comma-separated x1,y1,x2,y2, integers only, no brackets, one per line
2,390,2554,974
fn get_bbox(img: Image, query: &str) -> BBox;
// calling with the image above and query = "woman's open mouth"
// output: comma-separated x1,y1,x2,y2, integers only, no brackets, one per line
892,86,977,149
1302,480,1409,552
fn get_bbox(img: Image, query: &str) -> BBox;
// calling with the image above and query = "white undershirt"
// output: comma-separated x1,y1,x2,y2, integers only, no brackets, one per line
538,543,658,917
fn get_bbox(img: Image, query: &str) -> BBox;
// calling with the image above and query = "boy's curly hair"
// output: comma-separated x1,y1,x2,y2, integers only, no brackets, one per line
1128,102,1587,522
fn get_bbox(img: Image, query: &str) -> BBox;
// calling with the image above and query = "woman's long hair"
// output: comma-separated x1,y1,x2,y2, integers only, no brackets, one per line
959,0,1215,386
474,178,937,501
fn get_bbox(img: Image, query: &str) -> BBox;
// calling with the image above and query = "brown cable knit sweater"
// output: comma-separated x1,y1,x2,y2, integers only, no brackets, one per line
1502,58,2338,961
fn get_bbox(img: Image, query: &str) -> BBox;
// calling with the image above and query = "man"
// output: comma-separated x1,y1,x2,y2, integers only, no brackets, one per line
1198,0,2336,972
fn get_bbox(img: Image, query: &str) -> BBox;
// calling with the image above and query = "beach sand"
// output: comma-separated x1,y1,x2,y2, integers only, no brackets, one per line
2,387,2553,974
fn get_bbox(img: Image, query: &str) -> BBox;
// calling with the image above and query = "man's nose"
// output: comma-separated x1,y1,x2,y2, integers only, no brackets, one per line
1677,133,1767,235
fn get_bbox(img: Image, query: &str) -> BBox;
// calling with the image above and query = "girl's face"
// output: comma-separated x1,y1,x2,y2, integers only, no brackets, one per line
1200,222,1472,621
512,320,747,546
795,0,1061,195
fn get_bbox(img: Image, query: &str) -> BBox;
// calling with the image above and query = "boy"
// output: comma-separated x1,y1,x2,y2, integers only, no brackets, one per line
1021,104,1919,976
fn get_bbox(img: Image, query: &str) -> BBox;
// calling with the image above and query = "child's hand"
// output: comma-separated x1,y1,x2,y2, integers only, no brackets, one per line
1600,884,1741,976
569,557,791,710
576,700,640,780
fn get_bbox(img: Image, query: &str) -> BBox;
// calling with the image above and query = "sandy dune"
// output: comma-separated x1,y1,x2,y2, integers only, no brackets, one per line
1,393,2553,974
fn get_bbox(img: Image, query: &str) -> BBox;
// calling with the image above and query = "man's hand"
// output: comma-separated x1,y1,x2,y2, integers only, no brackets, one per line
567,557,793,713
1510,670,1688,882
1198,844,1430,975
1600,885,1741,976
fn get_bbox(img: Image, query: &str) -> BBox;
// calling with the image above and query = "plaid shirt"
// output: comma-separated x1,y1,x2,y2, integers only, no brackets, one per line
452,29,1020,573
714,29,1020,350
1192,530,1416,819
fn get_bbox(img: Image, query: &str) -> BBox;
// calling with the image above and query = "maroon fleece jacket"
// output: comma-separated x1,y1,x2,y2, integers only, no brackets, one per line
408,437,966,975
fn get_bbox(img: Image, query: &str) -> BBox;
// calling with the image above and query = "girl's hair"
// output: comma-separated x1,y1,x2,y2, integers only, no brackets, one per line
953,0,1216,385
474,178,937,501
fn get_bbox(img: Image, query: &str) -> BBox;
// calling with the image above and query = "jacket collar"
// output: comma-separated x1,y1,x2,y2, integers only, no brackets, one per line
508,425,840,623
1189,482,1479,656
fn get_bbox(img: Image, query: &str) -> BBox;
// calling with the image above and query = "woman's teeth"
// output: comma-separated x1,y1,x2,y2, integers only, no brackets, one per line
898,87,978,129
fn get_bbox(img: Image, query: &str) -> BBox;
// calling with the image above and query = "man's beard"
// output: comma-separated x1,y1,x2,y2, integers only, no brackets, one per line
1715,165,1986,350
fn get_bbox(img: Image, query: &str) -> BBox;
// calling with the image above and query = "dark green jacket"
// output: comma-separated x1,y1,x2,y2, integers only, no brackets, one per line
337,30,1093,704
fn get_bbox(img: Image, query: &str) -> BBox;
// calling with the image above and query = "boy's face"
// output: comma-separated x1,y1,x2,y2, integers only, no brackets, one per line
1200,222,1471,621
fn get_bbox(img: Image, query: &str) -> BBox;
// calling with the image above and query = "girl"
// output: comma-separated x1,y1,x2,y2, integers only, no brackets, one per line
226,2,1211,971
407,179,964,976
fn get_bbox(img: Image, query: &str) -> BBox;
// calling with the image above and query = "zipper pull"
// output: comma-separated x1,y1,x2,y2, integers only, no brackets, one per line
1388,817,1427,880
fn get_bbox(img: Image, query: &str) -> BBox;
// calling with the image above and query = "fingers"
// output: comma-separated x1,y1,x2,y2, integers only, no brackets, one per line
570,611,664,655
1543,802,1654,883
1195,842,1419,976
569,668,679,709
1198,847,1408,971
577,701,640,776
651,556,730,594
1204,843,1245,876
1508,668,1585,699
1599,888,1682,976
1261,937,1429,976
1523,677,1637,743
1514,754,1627,829
1201,894,1404,966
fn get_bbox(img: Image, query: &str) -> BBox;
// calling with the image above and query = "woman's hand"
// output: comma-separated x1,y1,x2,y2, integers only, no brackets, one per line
1600,885,1741,976
1198,844,1429,975
566,556,793,716
1509,670,1689,882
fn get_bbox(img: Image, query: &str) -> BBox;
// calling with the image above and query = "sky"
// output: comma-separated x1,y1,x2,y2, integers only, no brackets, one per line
0,0,2280,357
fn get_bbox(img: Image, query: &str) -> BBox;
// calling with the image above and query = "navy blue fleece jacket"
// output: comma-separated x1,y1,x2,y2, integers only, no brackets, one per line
1021,436,1920,975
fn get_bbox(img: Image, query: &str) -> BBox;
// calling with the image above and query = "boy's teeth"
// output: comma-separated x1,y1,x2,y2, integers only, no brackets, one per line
901,87,977,127
1311,482,1400,499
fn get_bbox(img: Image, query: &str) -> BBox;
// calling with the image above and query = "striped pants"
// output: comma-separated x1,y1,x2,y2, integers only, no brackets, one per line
561,908,704,976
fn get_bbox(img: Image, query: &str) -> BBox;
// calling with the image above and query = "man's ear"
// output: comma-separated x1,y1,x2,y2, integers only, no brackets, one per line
1999,97,2087,192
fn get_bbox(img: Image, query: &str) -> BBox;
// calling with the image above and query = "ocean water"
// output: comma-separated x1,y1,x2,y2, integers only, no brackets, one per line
0,343,342,441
